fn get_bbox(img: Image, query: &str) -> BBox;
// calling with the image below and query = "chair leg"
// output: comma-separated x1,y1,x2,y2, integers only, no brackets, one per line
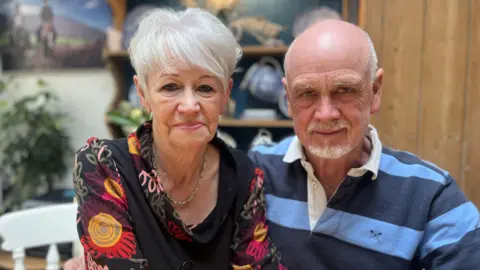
12,248,25,270
46,244,59,270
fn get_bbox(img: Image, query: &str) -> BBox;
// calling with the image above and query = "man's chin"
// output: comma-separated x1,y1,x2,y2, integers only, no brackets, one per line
307,145,353,159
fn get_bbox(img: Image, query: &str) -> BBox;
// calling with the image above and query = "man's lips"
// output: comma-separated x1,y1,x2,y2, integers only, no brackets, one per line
311,128,346,135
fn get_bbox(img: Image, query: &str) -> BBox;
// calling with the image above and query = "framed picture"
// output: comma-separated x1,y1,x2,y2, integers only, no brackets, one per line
0,0,112,71
113,0,365,51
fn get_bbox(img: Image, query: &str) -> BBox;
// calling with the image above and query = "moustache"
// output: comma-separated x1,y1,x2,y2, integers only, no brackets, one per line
307,120,349,134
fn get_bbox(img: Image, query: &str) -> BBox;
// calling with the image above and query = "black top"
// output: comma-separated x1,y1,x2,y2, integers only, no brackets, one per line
73,121,286,270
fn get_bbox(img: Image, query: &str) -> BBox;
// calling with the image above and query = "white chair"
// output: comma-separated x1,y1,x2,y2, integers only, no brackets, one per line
0,203,80,270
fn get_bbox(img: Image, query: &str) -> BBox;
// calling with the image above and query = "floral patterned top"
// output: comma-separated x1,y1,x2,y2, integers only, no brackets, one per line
73,121,287,270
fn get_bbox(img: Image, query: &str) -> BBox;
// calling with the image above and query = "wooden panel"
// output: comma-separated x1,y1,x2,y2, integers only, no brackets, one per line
371,0,425,152
462,0,480,206
363,0,384,130
363,0,384,59
417,0,469,179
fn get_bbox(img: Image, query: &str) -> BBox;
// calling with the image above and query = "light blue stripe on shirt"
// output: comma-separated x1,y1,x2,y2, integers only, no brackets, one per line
420,201,480,259
266,194,424,260
250,137,293,156
379,153,446,184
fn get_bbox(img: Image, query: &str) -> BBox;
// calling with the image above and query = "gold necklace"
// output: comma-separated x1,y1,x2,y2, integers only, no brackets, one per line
150,143,207,206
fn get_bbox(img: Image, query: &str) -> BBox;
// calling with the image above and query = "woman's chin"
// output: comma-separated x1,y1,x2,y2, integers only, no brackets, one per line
169,131,212,148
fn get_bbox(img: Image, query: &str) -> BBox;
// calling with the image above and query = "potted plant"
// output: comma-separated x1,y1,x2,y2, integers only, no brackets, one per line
0,77,72,213
106,100,151,135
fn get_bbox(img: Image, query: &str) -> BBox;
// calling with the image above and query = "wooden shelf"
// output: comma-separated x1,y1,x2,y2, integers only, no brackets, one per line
241,45,288,56
103,45,288,61
0,251,67,270
219,118,293,128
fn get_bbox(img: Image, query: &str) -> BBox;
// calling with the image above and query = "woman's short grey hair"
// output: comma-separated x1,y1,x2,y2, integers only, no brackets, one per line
128,8,242,90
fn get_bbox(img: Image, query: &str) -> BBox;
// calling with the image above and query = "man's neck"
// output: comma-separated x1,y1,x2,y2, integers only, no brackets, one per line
306,136,372,190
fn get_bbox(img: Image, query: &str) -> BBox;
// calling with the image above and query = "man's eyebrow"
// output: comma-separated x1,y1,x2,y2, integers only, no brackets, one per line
333,76,364,87
292,82,314,90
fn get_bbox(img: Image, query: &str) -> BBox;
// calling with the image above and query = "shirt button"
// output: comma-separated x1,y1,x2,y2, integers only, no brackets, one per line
180,261,195,270
312,182,318,188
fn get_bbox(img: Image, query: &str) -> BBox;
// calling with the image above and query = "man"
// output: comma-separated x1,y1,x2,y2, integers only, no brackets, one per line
37,0,56,56
40,0,54,25
63,19,480,270
248,19,480,269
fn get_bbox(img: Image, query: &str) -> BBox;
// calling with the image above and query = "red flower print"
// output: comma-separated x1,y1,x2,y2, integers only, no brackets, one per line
168,221,192,242
249,177,256,192
81,200,137,259
127,134,141,156
254,168,264,188
86,253,110,270
245,222,269,261
254,168,264,177
87,137,99,145
246,240,269,262
84,164,127,210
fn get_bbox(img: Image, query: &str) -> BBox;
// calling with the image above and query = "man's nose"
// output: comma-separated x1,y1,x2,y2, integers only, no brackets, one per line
312,97,341,121
178,90,200,113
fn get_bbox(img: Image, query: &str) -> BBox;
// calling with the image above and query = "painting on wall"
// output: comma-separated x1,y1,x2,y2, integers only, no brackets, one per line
179,0,363,47
0,0,112,71
118,0,363,51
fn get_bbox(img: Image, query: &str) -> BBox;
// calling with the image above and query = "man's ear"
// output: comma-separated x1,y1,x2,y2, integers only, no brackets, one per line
134,75,150,113
282,77,292,117
370,68,383,114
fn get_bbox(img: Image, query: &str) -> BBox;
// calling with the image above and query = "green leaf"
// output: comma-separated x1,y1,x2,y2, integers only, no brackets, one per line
106,111,140,126
0,78,71,211
0,100,7,108
0,80,6,93
37,78,47,88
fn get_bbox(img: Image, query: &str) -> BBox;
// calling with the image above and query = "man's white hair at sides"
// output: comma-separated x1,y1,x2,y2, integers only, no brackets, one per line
128,8,242,90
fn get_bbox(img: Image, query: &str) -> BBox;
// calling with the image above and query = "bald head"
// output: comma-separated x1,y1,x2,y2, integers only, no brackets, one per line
284,19,377,82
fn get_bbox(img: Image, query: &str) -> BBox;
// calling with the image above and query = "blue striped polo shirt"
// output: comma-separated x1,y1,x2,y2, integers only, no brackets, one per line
248,133,480,270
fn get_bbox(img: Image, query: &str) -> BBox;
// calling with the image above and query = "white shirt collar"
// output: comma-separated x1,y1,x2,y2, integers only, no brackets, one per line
283,125,382,180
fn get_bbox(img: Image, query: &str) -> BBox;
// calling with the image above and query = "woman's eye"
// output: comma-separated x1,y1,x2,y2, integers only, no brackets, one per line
197,85,214,93
161,83,179,91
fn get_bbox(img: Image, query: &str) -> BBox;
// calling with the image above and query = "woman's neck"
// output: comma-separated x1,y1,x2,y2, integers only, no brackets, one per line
152,132,208,189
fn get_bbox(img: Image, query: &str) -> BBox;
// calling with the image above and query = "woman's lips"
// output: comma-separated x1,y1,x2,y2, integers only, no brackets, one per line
174,122,203,131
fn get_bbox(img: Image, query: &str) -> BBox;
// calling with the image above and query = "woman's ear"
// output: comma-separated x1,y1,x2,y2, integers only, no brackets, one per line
222,78,233,111
134,75,150,113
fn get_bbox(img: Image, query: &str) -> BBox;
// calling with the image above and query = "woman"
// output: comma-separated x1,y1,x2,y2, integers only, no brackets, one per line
72,7,286,270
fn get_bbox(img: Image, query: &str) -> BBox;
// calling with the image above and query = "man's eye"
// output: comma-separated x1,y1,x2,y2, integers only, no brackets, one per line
301,91,316,97
337,87,356,94
198,85,214,93
161,83,179,91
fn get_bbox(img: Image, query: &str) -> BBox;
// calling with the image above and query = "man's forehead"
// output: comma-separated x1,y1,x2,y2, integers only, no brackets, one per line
290,68,365,86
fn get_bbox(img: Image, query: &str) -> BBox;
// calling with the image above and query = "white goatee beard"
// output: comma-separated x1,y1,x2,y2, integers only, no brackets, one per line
307,144,354,159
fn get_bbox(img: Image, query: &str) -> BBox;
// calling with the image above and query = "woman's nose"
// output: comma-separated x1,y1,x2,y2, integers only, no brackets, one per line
177,90,200,113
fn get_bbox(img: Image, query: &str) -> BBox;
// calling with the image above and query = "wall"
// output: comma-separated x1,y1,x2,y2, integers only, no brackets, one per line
1,69,115,188
363,0,480,207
